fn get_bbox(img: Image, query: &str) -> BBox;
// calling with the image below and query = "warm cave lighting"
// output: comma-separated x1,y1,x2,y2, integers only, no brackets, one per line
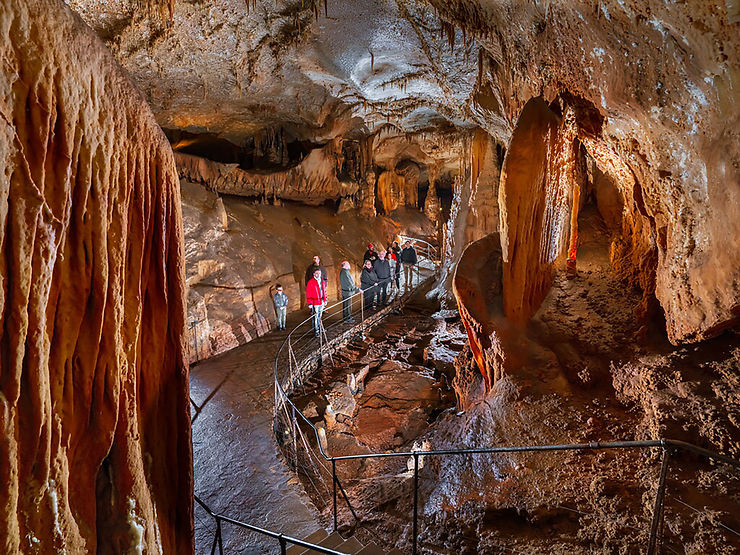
4,0,737,553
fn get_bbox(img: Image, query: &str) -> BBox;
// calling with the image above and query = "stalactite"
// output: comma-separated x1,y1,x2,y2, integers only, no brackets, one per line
175,137,356,205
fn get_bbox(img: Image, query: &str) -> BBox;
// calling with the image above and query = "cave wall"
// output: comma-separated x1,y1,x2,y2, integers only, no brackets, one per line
175,137,359,205
0,0,192,552
182,181,436,362
425,0,739,343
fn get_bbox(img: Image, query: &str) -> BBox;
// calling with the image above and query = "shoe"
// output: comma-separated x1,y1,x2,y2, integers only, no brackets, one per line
346,318,355,323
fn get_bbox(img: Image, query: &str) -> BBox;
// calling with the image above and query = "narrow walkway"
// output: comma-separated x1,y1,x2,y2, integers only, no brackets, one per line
190,311,320,554
191,264,436,553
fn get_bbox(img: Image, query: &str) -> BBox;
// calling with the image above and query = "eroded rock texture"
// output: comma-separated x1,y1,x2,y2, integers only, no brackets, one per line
175,138,358,205
426,0,739,342
0,0,192,552
66,0,740,345
498,97,581,324
452,233,506,392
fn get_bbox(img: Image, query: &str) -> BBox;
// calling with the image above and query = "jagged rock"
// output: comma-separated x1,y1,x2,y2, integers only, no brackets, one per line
0,0,192,551
175,138,357,204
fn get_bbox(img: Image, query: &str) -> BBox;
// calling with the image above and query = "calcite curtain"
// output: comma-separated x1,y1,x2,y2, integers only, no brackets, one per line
0,0,193,552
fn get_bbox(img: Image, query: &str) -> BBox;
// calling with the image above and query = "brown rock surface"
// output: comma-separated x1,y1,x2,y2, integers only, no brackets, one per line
175,137,358,205
0,0,191,552
67,0,739,343
182,180,435,362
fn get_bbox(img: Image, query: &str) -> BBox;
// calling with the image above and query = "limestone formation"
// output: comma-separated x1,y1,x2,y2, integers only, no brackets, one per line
376,170,406,214
498,98,581,324
0,0,192,552
452,233,507,391
175,137,357,205
427,0,739,342
466,129,500,243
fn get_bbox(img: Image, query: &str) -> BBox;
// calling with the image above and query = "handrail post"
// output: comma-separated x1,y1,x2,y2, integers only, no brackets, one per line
332,458,338,532
360,290,365,338
279,534,287,555
413,453,419,555
211,517,223,555
648,446,671,555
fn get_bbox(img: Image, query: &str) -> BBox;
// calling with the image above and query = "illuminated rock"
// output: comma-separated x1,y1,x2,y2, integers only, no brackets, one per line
0,0,192,551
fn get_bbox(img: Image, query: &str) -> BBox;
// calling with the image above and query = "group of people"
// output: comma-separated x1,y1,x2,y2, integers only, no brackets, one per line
359,241,418,311
273,241,419,336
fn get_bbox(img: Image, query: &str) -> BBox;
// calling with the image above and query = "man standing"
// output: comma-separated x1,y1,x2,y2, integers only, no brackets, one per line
339,261,360,322
390,240,402,289
360,260,379,310
373,250,392,306
363,243,378,264
400,240,418,291
273,284,289,330
306,269,327,336
305,255,328,293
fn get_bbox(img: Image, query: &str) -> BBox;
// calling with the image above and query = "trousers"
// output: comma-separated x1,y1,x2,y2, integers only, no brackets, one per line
276,306,286,329
404,264,415,288
310,304,324,335
341,290,353,319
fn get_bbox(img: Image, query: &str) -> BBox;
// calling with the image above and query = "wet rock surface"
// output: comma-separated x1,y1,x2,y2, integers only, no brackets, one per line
190,314,320,554
286,207,739,553
0,1,191,551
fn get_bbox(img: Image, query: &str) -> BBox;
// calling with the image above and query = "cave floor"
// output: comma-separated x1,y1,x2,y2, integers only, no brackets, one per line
280,207,740,554
190,310,321,555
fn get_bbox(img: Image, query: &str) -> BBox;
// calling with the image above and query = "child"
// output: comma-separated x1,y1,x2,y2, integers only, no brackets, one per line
273,284,288,330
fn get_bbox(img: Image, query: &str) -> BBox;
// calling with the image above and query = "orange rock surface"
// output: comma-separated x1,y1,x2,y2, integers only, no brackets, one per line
0,0,192,552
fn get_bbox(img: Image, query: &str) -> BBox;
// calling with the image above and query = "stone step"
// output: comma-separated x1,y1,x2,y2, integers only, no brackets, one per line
285,529,327,554
288,531,368,555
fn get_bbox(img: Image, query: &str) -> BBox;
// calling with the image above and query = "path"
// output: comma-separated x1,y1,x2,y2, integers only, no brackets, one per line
190,311,320,554
190,262,437,553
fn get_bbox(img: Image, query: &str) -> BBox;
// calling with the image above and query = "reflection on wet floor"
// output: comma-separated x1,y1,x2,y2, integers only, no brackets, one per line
190,310,320,554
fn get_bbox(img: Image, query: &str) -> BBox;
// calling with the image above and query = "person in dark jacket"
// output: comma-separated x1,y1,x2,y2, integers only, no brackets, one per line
372,250,392,306
400,241,418,290
305,255,328,292
360,260,379,309
339,261,360,322
391,240,402,289
363,243,378,264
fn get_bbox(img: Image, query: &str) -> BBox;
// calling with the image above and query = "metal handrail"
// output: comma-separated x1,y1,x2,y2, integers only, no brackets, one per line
398,235,439,263
271,237,740,555
195,495,352,555
274,237,439,460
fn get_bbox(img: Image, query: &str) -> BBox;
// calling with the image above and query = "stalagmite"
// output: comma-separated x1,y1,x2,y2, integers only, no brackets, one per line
0,0,192,552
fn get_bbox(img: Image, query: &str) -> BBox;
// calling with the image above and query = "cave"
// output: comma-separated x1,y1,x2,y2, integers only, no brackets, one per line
1,0,738,553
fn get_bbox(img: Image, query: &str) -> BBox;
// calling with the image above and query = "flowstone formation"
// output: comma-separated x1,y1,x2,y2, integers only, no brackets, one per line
0,0,192,552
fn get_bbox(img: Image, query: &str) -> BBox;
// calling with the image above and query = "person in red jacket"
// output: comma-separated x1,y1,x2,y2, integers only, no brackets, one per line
306,268,327,336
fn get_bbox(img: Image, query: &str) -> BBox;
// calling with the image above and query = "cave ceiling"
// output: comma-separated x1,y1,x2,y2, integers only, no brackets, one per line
65,0,489,149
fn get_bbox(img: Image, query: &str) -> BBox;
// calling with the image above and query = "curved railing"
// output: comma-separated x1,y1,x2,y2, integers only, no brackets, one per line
267,237,740,555
273,237,440,451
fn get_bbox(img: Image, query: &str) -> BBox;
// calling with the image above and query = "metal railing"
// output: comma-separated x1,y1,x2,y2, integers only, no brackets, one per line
195,495,350,555
267,239,740,553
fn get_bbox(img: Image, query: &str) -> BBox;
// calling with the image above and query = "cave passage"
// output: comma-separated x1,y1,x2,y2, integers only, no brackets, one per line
2,0,738,553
